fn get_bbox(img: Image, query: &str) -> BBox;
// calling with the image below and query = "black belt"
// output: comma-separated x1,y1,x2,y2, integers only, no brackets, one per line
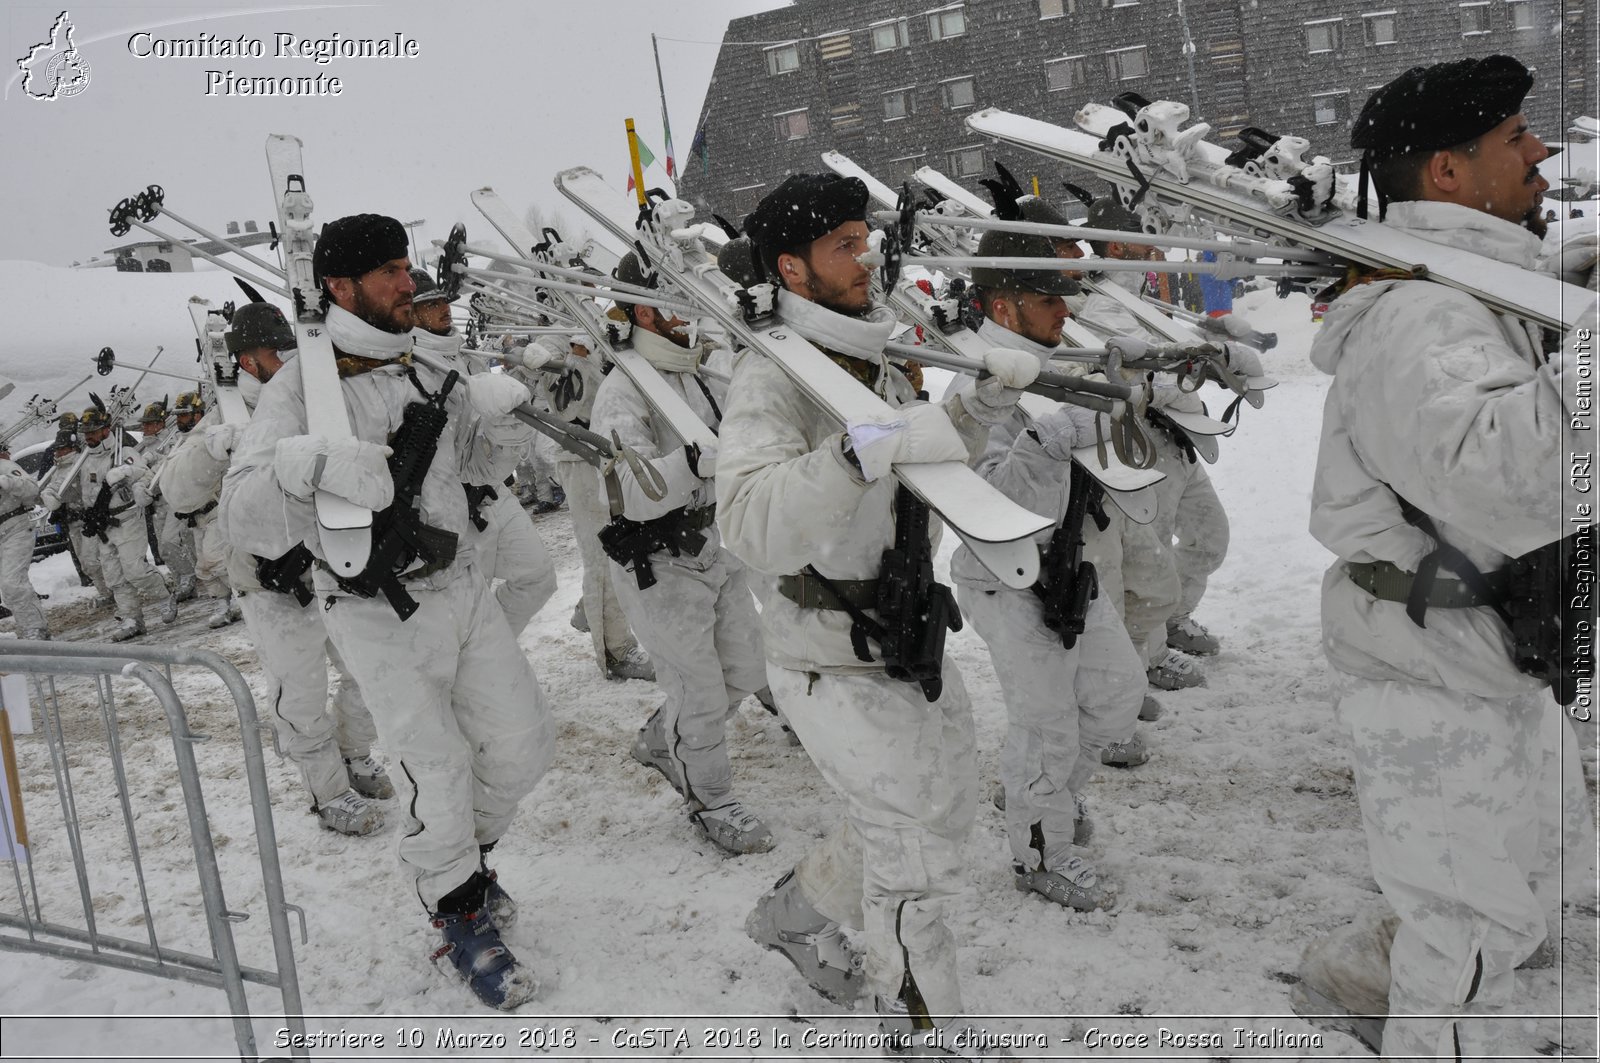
679,505,718,532
0,504,32,524
778,571,879,611
108,501,137,516
1346,560,1507,610
175,498,218,525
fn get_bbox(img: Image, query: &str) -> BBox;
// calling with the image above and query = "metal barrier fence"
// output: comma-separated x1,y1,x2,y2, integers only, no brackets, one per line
0,639,308,1062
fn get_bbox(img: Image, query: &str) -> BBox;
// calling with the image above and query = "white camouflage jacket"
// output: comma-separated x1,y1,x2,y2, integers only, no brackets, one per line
1309,199,1596,695
0,458,39,521
221,353,525,596
715,291,989,673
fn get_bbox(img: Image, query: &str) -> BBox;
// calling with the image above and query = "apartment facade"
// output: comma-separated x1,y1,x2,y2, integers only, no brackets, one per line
676,0,1593,220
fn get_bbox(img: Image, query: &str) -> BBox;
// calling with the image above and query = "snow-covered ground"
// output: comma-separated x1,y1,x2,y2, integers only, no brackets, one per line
0,288,1594,1062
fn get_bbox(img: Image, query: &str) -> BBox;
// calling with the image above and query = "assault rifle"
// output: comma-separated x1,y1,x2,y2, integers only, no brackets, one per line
1505,527,1594,708
868,486,962,702
598,503,711,591
79,480,115,543
1032,463,1101,649
334,369,461,620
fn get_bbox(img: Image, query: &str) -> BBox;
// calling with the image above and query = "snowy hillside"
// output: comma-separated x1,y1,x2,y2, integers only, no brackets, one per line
0,286,1594,1061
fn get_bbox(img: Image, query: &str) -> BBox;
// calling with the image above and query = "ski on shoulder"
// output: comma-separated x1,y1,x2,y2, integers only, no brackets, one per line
187,299,251,427
966,102,1593,333
264,134,370,578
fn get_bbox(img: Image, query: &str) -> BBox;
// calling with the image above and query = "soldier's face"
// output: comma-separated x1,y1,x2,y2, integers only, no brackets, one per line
239,348,285,383
85,427,110,448
329,257,416,334
176,413,199,433
412,299,453,335
1448,113,1550,236
141,421,162,437
781,221,873,314
1053,238,1086,282
996,291,1068,347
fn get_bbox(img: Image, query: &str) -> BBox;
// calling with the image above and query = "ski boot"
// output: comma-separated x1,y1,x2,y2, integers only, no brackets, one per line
477,845,517,930
745,870,863,1006
312,789,384,836
174,573,198,602
21,627,50,642
630,710,686,796
161,593,180,625
1137,694,1164,722
1014,855,1109,912
1147,651,1205,691
1099,733,1149,768
108,616,145,643
430,881,538,1011
1289,913,1395,1053
606,645,655,682
1166,615,1220,656
344,754,395,800
207,597,240,629
689,800,775,855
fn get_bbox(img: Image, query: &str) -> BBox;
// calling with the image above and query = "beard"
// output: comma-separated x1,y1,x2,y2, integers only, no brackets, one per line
805,275,871,317
352,281,414,334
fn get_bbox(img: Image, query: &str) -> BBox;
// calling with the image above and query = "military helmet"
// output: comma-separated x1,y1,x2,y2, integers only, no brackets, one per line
56,410,79,433
52,428,80,453
174,391,204,415
969,229,1081,297
79,407,110,433
141,400,168,425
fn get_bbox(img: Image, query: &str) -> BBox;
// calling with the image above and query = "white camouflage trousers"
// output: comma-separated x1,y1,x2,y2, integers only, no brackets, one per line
0,517,44,634
322,569,555,911
191,510,231,600
774,660,978,1019
67,526,110,600
468,488,556,637
557,461,637,669
1082,502,1177,682
612,550,767,806
1158,450,1229,624
156,499,196,579
1337,676,1593,1060
958,585,1143,870
239,589,379,807
79,511,169,622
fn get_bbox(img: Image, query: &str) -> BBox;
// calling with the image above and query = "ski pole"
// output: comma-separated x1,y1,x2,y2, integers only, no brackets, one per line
1140,294,1278,350
876,210,1337,264
113,185,289,281
885,342,1121,413
453,264,704,318
460,279,584,328
898,252,1342,280
105,212,289,298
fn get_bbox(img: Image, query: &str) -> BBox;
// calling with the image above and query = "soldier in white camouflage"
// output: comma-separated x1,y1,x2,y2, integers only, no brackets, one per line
1296,55,1597,1060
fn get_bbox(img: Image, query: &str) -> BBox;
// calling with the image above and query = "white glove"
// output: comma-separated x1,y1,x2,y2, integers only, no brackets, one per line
1222,342,1264,379
846,404,968,481
273,434,394,510
466,373,531,417
1033,402,1103,459
519,341,561,372
964,347,1041,423
131,482,152,509
1551,231,1600,290
203,423,240,462
1104,335,1151,364
105,464,132,486
40,489,61,511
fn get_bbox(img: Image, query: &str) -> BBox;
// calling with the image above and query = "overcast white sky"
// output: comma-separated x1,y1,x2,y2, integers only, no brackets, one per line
1,0,786,266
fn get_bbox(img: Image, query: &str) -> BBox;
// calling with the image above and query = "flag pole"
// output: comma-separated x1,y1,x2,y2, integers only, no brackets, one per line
651,33,676,187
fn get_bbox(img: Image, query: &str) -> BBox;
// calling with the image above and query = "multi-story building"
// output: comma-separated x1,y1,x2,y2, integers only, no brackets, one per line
677,0,1594,219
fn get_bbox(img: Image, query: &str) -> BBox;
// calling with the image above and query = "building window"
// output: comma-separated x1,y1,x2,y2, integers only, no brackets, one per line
928,6,966,42
1039,0,1067,18
1460,3,1490,35
774,109,810,140
882,87,915,121
764,43,799,75
947,145,984,178
1045,55,1088,92
1305,19,1343,53
1106,46,1148,81
871,18,910,52
940,76,976,110
1312,91,1350,126
1507,0,1533,29
1363,11,1397,45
